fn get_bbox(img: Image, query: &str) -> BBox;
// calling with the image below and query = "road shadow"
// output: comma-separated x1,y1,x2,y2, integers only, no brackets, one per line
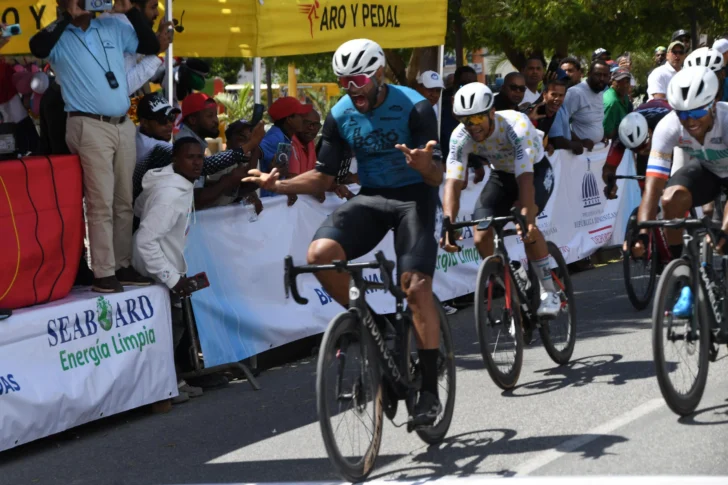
678,399,728,426
369,428,628,481
503,354,666,397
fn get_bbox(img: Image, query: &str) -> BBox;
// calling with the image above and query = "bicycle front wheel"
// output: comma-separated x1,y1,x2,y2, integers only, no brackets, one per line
475,254,524,390
623,208,658,310
539,242,577,365
652,259,710,416
316,311,384,482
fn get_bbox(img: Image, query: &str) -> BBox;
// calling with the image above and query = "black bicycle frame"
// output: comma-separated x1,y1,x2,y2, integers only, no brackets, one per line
284,251,412,396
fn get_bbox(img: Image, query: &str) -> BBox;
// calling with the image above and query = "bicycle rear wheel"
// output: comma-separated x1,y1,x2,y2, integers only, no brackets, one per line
539,242,577,365
475,254,524,390
623,208,658,310
409,297,457,445
652,259,710,416
316,311,384,482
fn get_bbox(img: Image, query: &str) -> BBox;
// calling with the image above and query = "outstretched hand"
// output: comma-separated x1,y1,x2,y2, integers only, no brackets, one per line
242,168,279,192
396,140,437,173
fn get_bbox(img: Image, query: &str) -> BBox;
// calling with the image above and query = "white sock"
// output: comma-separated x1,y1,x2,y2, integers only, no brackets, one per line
533,256,555,293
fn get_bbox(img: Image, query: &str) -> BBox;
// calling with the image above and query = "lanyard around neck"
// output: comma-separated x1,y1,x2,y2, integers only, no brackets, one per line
69,28,112,75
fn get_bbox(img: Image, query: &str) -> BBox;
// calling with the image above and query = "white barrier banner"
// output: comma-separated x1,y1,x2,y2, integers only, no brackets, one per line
184,145,640,367
0,286,177,452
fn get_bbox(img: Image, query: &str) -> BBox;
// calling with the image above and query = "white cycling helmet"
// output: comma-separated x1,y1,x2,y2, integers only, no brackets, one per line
332,39,385,77
685,47,725,73
667,66,719,111
453,83,494,116
619,112,649,149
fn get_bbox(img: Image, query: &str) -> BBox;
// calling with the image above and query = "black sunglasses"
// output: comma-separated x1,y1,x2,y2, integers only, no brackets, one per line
509,85,527,92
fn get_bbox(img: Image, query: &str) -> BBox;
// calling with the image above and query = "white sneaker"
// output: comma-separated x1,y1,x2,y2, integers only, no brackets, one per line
442,304,458,315
537,292,561,318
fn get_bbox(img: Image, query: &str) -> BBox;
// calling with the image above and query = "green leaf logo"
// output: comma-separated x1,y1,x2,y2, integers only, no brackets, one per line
97,297,113,331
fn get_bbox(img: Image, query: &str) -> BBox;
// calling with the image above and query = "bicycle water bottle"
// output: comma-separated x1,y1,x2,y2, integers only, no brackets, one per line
510,261,531,292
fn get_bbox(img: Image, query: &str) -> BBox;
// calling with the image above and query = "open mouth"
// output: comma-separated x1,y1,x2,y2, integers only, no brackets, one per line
352,95,368,109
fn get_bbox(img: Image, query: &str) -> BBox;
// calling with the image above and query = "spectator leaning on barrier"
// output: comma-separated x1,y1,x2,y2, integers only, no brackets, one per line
647,41,685,100
560,57,583,86
291,109,321,177
563,60,610,150
133,93,263,208
529,80,569,156
132,137,205,404
603,68,633,140
259,96,312,204
29,0,161,294
415,70,444,117
522,56,545,105
493,72,526,111
223,120,263,214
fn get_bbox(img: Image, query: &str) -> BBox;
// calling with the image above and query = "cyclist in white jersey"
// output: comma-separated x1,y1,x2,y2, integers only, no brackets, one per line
638,67,728,261
441,83,561,317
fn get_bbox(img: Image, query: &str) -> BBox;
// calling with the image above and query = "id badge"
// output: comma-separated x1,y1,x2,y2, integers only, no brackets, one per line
105,71,119,90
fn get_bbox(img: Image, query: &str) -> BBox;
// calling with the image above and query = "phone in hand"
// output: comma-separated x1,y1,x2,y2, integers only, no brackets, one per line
184,272,210,294
1,24,21,38
251,103,265,126
274,142,292,170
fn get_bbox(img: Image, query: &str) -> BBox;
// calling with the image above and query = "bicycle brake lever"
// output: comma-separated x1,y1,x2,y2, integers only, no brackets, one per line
283,256,308,305
375,251,406,299
510,206,529,236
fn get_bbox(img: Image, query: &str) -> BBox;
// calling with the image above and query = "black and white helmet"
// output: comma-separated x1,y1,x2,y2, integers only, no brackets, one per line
685,47,725,73
667,66,719,111
453,83,494,116
332,39,385,77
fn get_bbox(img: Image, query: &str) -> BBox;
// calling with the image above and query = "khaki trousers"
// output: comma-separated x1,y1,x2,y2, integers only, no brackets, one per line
66,117,136,278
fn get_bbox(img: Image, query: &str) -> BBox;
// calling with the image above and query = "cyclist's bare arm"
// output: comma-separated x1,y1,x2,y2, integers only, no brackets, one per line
638,177,668,234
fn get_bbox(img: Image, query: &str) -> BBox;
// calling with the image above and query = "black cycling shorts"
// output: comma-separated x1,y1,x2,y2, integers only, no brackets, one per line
473,158,553,219
313,183,439,280
666,162,728,207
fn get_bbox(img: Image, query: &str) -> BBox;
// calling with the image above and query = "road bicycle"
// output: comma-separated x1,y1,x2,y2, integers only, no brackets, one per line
441,207,576,390
605,174,672,310
284,251,456,482
638,216,728,416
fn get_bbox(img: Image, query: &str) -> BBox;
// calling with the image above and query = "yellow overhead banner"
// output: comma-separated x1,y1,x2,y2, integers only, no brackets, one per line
0,0,446,57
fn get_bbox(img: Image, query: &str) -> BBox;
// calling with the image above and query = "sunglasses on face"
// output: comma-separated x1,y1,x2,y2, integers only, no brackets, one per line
677,106,711,121
339,75,372,89
153,113,177,125
509,85,527,92
671,50,685,56
457,112,489,126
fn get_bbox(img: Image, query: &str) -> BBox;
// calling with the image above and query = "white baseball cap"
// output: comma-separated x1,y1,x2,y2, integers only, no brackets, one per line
418,71,444,89
713,38,728,54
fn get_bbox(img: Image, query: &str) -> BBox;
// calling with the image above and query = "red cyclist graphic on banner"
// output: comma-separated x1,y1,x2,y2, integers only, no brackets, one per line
299,0,321,38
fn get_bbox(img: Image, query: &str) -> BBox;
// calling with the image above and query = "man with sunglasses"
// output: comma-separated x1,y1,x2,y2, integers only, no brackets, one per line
635,68,728,303
493,72,527,112
648,41,685,100
132,93,264,206
441,82,562,318
244,38,445,426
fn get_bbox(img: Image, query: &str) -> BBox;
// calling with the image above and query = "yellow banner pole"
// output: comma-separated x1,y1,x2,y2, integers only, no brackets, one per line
288,63,298,100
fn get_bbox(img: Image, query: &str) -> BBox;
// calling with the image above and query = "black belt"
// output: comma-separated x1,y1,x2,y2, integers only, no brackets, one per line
69,111,126,125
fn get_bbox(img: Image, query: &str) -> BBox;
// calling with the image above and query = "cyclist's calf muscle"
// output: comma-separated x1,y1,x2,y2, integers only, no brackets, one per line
662,185,693,246
307,239,351,305
401,271,440,349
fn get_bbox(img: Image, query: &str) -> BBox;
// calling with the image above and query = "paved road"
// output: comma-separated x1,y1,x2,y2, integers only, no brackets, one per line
1,262,727,484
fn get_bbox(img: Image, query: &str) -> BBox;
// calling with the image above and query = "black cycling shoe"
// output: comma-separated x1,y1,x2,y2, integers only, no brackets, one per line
410,391,442,428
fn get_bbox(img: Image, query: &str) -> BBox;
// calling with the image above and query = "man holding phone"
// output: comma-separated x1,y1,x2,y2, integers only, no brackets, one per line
29,0,161,293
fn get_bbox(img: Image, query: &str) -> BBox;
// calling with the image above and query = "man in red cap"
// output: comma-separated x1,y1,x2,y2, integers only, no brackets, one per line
259,97,313,204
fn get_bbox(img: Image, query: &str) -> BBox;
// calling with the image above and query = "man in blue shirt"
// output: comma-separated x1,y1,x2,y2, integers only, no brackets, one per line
258,96,311,205
30,0,160,293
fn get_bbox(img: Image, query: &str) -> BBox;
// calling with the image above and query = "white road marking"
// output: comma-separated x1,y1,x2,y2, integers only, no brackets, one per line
514,398,665,476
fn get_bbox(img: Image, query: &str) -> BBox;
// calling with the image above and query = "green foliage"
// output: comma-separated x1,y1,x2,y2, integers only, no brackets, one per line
272,53,338,83
201,58,248,85
214,84,254,123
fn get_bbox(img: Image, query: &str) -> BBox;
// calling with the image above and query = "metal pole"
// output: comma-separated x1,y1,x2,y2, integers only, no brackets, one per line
254,57,262,103
165,0,174,107
437,45,444,140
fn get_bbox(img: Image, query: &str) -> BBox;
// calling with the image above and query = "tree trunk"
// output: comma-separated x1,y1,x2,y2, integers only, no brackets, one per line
384,49,408,86
265,58,274,109
501,40,528,72
453,0,464,67
405,47,439,87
